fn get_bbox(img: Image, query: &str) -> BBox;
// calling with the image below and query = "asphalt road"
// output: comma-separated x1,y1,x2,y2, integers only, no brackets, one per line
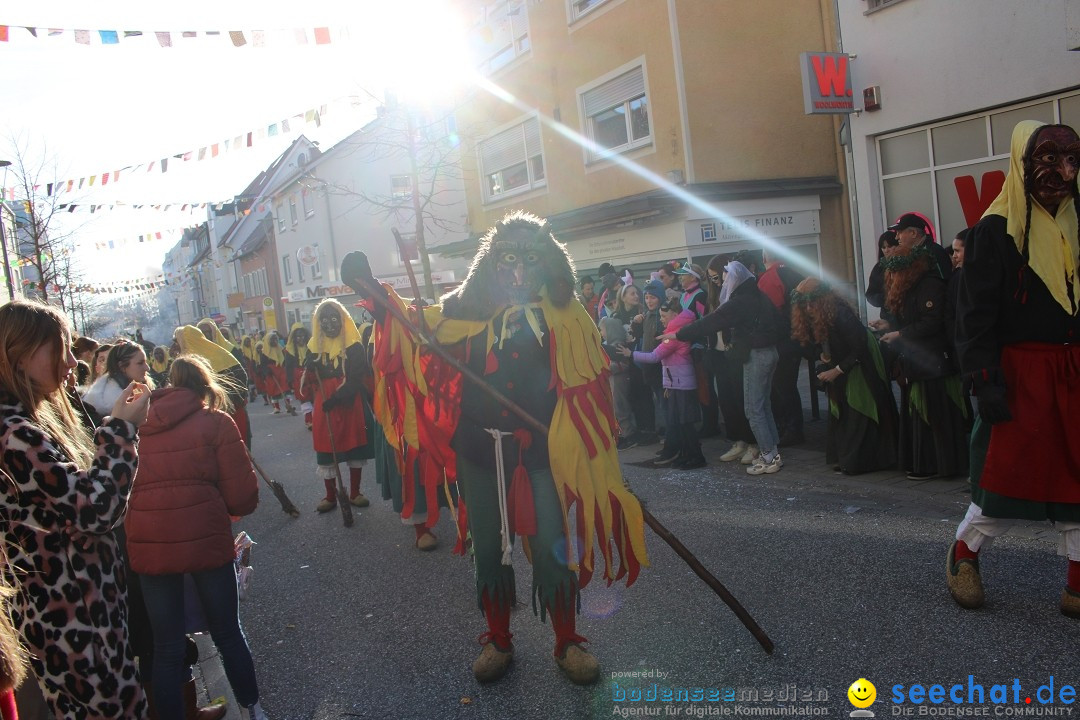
230,402,1078,720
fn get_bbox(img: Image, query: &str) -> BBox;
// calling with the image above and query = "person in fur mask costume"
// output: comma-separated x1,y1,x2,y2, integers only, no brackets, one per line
340,211,648,686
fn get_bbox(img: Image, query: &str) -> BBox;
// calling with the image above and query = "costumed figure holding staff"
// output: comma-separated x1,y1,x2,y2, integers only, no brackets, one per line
365,316,443,552
174,326,252,449
284,323,314,430
341,211,649,685
301,300,375,513
949,121,1080,614
259,332,295,416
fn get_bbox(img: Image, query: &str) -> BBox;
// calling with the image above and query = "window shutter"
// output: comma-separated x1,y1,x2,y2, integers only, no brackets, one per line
583,66,645,117
523,117,541,157
480,123,526,173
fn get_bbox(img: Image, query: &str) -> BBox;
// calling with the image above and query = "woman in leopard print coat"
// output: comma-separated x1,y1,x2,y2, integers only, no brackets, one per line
0,301,151,719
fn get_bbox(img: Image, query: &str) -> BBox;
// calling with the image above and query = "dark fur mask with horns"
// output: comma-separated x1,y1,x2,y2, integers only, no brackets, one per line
441,211,577,321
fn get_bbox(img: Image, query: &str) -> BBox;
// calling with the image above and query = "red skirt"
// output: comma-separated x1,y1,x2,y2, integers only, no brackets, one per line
980,343,1080,503
312,375,368,454
266,364,289,397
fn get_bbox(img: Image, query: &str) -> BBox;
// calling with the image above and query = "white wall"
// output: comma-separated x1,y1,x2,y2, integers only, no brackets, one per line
837,0,1080,310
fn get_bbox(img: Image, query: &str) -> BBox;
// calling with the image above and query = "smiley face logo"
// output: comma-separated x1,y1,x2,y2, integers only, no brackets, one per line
848,678,877,709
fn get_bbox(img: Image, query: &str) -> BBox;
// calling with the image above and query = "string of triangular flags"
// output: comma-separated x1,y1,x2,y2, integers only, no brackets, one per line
91,228,185,251
0,25,343,47
3,97,351,201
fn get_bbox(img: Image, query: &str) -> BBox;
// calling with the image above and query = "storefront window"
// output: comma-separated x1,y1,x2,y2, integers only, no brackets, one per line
877,91,1080,240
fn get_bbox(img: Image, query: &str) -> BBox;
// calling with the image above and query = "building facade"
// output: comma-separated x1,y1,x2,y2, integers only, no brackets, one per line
454,0,852,288
271,111,469,327
838,0,1080,316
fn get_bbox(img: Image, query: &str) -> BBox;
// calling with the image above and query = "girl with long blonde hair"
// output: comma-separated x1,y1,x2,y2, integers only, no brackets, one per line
0,300,150,719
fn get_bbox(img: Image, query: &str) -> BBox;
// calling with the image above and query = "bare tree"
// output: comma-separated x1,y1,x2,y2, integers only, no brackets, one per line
312,101,472,298
2,135,90,306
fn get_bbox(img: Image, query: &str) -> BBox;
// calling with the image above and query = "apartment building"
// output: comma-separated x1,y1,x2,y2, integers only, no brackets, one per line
837,0,1080,310
271,109,469,328
454,0,852,286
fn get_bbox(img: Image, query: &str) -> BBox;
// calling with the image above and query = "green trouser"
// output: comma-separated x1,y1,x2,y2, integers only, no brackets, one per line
457,455,578,622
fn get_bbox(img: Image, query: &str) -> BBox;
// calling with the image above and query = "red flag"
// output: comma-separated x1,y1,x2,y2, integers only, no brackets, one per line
0,27,9,42
100,173,108,186
314,27,330,45
211,143,219,157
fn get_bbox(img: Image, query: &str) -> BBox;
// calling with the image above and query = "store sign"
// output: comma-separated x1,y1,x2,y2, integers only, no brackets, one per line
296,246,319,267
954,170,1006,227
799,52,854,114
695,211,819,245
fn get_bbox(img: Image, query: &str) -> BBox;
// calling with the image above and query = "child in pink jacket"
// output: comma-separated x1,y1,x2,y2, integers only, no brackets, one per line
619,298,706,469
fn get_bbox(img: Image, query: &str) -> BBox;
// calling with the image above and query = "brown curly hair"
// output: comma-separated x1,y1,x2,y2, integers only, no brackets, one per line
883,248,930,318
790,278,856,346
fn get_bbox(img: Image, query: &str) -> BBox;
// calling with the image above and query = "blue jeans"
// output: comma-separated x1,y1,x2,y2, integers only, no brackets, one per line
140,563,259,720
744,347,779,454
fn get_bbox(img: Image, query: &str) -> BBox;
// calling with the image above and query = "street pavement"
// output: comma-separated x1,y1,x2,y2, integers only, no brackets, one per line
198,396,1080,720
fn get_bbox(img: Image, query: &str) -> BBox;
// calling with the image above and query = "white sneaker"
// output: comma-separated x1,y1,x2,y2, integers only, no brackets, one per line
747,452,783,475
241,702,269,720
719,441,747,462
739,445,759,465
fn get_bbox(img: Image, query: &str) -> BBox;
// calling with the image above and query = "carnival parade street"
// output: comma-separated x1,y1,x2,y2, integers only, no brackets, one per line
221,398,1078,720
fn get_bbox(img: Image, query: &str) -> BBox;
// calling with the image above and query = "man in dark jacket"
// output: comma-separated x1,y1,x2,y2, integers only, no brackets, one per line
888,212,953,281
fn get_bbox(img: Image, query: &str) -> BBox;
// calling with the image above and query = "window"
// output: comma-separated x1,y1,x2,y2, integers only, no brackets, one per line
569,0,613,22
282,255,293,285
472,0,530,75
865,0,907,11
581,65,650,162
700,223,717,243
479,116,545,202
243,273,252,297
397,234,419,264
302,188,314,218
297,257,305,283
289,195,298,226
276,206,286,232
312,254,322,279
874,91,1079,245
391,175,412,201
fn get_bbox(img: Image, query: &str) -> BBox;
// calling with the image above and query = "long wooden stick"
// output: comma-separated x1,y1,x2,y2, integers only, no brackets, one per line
314,374,354,528
348,251,774,654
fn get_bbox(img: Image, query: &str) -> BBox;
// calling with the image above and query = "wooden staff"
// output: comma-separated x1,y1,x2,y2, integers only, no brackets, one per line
356,241,774,655
314,373,354,528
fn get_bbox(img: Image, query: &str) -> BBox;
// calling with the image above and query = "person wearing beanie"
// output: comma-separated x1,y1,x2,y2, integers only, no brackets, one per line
633,280,668,440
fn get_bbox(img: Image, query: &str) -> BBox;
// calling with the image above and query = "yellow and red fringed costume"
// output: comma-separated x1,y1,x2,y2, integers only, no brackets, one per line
364,284,649,594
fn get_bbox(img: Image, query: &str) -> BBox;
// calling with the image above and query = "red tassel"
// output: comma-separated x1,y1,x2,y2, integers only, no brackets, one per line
508,430,536,536
485,350,499,375
508,463,536,536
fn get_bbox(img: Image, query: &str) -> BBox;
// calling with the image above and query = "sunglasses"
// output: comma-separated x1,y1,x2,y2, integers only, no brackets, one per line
707,273,722,283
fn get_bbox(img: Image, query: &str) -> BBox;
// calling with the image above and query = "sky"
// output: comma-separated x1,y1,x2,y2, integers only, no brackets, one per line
0,0,471,288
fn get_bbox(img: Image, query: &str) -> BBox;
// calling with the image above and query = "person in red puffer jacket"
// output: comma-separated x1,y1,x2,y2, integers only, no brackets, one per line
126,355,270,720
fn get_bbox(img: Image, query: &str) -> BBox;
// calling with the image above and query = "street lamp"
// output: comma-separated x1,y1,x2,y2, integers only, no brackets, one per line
0,160,14,302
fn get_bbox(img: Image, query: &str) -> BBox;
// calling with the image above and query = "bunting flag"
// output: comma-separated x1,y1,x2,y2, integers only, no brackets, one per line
0,24,337,46
3,96,349,199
